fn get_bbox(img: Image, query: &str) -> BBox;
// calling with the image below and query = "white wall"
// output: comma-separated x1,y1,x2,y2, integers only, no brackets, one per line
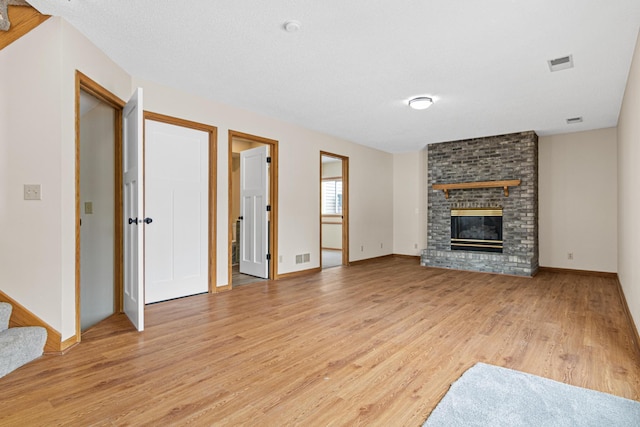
0,18,132,340
1,16,393,339
133,78,394,283
392,150,427,256
538,129,618,272
0,18,64,334
617,32,640,333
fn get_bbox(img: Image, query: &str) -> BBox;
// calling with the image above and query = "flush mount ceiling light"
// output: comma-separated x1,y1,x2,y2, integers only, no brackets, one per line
408,96,433,110
283,20,302,33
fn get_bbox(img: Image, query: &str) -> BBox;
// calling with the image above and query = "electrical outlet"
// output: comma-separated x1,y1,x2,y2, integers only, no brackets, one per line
279,255,283,263
414,243,418,249
380,243,383,249
23,184,41,200
567,252,574,260
360,245,364,252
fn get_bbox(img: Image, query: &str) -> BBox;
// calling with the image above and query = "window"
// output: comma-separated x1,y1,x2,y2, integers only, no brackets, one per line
322,179,342,214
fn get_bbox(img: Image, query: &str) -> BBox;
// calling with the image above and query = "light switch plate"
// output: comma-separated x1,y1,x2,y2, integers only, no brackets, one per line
24,184,41,200
84,202,93,214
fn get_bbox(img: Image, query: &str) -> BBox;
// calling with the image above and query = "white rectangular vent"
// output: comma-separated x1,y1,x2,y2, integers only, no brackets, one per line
548,55,574,72
295,253,311,264
566,116,583,124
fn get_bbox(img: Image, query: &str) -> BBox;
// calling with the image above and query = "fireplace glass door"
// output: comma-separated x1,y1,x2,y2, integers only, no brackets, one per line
451,208,503,253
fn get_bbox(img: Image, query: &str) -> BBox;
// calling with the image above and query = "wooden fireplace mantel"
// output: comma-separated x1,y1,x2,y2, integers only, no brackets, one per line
432,179,521,199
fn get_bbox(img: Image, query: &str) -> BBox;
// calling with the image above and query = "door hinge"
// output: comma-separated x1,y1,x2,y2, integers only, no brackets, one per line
266,156,271,163
266,205,271,212
266,253,271,261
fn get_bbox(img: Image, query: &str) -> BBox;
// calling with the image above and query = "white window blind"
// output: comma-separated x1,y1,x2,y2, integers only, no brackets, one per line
322,179,342,214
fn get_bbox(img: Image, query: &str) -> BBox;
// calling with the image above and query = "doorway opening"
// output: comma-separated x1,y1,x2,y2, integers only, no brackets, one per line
228,131,279,288
320,152,349,269
75,72,125,342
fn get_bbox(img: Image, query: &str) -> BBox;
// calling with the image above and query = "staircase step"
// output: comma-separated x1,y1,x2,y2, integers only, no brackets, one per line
0,302,11,332
0,326,47,378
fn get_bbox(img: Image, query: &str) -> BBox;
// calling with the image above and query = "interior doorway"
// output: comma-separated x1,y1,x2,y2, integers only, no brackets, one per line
228,131,278,288
75,72,125,341
78,90,116,331
320,152,349,269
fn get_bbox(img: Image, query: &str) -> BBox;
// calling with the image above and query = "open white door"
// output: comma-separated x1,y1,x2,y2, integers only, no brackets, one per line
123,88,144,331
239,145,269,278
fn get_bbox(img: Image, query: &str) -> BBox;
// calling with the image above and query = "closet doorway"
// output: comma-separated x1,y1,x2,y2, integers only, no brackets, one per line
75,72,125,341
320,152,349,268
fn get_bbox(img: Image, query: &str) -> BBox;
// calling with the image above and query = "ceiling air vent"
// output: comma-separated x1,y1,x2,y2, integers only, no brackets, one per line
566,116,583,124
548,55,574,72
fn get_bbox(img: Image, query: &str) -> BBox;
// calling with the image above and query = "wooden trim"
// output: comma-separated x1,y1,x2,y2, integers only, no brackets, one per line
144,111,217,134
76,72,126,342
144,111,218,294
433,179,521,199
76,72,126,109
228,130,279,287
322,247,342,251
322,176,342,181
0,5,50,51
341,156,349,267
59,336,80,354
392,254,421,262
321,221,342,225
614,275,640,355
320,151,349,268
115,112,123,313
349,254,395,266
277,267,322,280
538,267,618,279
0,291,62,353
215,284,232,292
75,72,81,342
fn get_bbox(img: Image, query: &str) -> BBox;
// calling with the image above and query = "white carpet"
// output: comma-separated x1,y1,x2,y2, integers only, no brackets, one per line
424,363,640,427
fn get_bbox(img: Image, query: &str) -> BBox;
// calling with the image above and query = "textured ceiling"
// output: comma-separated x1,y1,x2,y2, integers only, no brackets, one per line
29,1,640,153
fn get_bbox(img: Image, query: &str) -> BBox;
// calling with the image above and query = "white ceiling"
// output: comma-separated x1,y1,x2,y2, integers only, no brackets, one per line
29,1,640,153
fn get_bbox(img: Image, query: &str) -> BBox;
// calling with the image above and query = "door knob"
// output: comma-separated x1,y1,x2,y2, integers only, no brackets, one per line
143,217,153,224
238,216,244,220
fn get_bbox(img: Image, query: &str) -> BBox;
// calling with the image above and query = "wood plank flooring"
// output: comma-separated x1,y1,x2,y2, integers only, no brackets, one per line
1,257,639,426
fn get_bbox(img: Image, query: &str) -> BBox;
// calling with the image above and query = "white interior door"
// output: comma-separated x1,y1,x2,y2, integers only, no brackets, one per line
239,145,269,278
123,88,144,331
144,120,209,304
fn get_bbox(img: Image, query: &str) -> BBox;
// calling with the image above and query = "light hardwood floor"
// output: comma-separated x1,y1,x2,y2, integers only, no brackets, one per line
1,257,639,426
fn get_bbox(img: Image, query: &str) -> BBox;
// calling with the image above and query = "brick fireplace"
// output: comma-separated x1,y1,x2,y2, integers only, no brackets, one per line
421,131,539,276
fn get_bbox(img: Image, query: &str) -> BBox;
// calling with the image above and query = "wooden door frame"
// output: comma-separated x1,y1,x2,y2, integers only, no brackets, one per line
227,130,279,288
320,151,350,267
144,111,218,295
74,71,125,345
